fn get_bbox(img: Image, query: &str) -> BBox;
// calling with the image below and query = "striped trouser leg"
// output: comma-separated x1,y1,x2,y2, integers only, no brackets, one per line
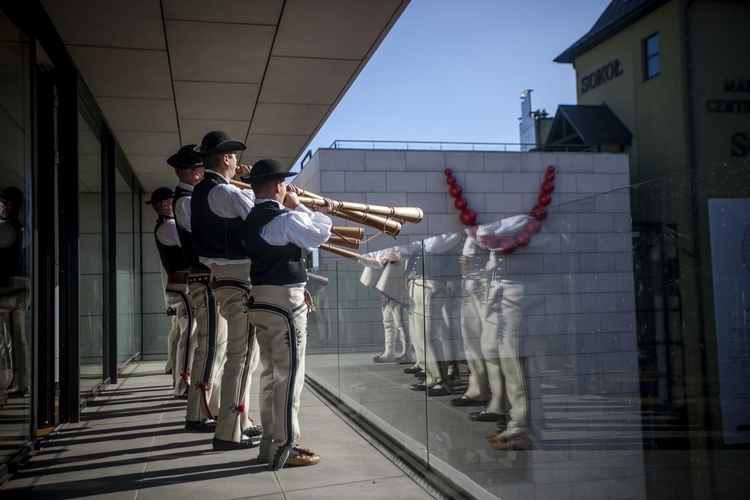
247,285,308,470
186,274,227,421
165,283,193,396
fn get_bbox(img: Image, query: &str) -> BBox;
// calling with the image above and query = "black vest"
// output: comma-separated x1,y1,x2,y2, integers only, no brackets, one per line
154,217,189,274
173,186,209,272
243,202,307,286
191,171,248,260
0,218,22,286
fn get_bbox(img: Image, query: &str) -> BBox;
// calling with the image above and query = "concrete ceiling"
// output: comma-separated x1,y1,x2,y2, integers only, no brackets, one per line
40,0,409,193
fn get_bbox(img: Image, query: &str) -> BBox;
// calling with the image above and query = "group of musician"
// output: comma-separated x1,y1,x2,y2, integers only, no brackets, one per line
150,130,333,469
359,223,533,452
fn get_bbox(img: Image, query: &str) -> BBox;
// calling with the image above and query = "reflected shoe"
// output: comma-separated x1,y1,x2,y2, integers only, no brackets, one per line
415,371,426,380
185,418,217,432
409,383,427,391
490,429,532,451
451,396,486,407
469,411,503,422
404,365,423,374
426,384,452,397
213,435,260,451
373,354,395,363
395,354,413,364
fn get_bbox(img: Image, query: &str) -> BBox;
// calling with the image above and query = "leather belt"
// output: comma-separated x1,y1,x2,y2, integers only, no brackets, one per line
168,270,190,284
210,277,253,294
189,274,211,284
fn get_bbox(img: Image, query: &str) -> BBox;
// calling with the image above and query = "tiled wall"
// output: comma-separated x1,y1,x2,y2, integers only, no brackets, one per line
294,149,632,265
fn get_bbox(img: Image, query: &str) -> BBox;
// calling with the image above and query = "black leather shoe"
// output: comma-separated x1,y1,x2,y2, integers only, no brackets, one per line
451,396,486,407
185,419,217,432
426,384,452,397
415,371,426,379
243,423,263,438
469,411,504,422
404,365,423,374
212,435,260,450
409,383,426,391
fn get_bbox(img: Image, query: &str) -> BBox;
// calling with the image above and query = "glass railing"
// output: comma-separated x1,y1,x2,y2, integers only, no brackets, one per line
305,156,750,500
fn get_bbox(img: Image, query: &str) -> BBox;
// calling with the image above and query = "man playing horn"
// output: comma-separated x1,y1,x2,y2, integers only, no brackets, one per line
146,187,195,399
241,158,333,470
191,131,262,451
168,145,228,432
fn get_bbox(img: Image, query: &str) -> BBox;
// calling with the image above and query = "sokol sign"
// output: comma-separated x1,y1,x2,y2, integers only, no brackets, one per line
581,58,624,93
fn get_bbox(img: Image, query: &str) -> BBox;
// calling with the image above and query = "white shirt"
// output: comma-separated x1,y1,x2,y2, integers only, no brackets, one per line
254,198,333,251
155,218,181,247
173,181,193,232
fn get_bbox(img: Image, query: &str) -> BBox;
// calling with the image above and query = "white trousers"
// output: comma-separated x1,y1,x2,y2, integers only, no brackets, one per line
247,284,309,464
185,274,227,422
164,281,194,396
210,263,260,443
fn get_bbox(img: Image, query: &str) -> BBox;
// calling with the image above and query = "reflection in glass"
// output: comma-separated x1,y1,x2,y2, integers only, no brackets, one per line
305,158,750,499
116,170,140,365
0,9,33,468
78,113,103,395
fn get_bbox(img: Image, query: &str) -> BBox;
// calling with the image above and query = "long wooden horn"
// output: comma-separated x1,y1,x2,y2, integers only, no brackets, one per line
319,243,360,260
331,226,364,239
228,179,403,236
326,235,359,250
295,189,423,224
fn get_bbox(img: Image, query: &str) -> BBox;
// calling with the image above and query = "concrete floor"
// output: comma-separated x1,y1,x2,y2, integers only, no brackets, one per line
0,361,442,500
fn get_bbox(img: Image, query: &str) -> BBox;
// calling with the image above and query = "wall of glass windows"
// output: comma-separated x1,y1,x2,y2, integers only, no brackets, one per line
0,7,33,477
0,3,145,481
305,157,750,500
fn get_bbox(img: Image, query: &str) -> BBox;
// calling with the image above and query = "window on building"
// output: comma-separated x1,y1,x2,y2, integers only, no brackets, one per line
644,33,660,79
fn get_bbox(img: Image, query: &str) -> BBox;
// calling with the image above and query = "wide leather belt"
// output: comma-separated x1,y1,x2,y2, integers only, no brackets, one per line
189,274,211,284
168,270,190,284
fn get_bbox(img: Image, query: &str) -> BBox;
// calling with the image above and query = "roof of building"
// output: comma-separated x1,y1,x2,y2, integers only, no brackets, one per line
554,0,670,63
545,104,632,147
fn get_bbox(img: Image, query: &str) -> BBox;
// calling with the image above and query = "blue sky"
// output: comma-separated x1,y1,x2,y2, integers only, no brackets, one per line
294,0,612,169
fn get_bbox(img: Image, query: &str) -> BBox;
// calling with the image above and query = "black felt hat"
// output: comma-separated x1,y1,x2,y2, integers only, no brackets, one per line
193,131,246,157
167,144,202,169
241,159,296,184
146,187,174,205
0,186,23,207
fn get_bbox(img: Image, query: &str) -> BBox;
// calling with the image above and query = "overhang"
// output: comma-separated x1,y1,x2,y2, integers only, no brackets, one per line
38,0,410,192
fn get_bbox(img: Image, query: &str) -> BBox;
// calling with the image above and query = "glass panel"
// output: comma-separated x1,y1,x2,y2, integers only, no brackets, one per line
645,34,660,78
647,56,660,78
305,157,750,500
115,169,140,365
78,113,103,395
0,8,33,465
